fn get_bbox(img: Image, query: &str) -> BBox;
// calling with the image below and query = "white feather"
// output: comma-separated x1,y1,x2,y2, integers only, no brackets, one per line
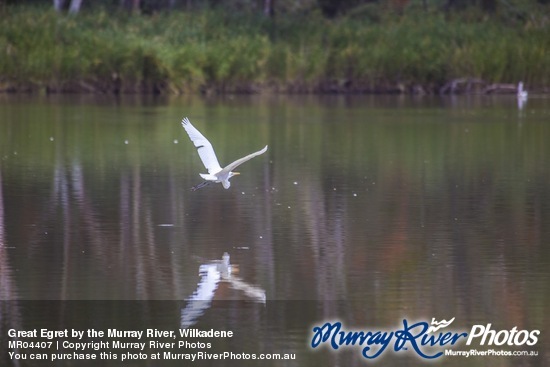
181,117,222,174
181,117,268,190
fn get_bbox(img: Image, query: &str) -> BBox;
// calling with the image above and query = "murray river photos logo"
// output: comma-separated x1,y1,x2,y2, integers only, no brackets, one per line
310,317,540,360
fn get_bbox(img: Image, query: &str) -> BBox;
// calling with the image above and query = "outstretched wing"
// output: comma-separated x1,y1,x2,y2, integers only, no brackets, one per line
220,145,268,175
181,117,222,174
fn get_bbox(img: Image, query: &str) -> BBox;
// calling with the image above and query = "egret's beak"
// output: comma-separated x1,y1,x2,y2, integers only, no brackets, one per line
233,172,240,176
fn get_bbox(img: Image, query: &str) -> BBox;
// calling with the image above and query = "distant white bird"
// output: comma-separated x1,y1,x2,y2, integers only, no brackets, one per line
517,82,528,110
517,81,528,99
181,117,268,191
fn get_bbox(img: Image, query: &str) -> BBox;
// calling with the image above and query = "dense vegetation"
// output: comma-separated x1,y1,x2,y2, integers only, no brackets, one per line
1,1,549,94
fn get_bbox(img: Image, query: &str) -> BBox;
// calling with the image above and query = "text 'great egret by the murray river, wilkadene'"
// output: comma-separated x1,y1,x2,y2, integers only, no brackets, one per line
181,117,268,191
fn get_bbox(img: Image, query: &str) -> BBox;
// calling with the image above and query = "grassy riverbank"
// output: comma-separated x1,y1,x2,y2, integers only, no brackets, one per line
1,5,549,94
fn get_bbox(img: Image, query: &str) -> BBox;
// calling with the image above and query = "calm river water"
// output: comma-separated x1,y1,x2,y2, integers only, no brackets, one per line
0,94,549,366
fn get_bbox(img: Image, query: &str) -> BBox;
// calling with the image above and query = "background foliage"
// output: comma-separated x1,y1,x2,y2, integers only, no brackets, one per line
0,0,549,93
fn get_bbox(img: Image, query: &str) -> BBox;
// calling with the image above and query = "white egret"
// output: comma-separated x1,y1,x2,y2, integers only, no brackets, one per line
517,82,528,99
181,117,268,191
517,82,528,110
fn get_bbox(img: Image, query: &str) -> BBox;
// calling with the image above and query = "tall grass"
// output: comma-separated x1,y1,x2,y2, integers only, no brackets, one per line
0,5,548,93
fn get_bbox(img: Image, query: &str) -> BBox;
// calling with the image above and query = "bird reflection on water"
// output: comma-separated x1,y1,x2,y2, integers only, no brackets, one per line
180,253,266,329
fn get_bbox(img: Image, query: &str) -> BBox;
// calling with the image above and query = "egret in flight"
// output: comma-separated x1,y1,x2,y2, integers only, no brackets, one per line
181,117,268,191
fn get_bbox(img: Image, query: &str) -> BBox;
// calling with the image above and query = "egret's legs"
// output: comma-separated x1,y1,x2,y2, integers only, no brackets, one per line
191,181,212,191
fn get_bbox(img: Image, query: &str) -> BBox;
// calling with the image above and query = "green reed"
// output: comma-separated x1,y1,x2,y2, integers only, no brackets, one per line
0,5,548,93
